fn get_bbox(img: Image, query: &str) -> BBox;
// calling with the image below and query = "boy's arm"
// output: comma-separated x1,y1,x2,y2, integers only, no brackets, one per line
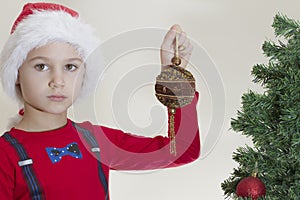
97,92,200,170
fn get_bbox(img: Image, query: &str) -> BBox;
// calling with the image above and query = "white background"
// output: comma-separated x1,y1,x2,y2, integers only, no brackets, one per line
1,0,300,199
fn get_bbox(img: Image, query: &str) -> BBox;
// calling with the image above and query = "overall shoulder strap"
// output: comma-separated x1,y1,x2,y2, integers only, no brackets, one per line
72,122,109,200
3,132,45,200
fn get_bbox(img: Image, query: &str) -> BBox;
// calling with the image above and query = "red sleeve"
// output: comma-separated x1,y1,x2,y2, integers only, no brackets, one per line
0,147,15,199
94,92,200,170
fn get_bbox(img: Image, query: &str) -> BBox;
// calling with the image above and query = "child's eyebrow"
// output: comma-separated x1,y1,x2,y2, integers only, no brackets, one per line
27,56,50,62
66,58,83,63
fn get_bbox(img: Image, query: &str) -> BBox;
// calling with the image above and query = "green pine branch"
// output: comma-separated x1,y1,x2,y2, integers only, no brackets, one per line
272,13,300,38
262,14,300,67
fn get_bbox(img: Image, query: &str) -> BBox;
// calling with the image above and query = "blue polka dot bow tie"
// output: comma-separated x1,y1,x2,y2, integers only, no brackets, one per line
46,142,82,164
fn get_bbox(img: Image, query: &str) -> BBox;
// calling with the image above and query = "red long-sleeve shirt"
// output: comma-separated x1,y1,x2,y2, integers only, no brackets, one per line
0,92,200,200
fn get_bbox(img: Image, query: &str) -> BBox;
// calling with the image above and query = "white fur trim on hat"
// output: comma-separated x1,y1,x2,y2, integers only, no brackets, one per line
0,8,101,104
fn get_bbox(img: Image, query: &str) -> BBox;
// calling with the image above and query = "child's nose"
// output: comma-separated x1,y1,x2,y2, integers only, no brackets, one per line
49,69,65,89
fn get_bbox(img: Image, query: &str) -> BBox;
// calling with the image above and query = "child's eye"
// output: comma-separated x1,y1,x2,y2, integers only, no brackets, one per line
34,64,49,71
64,64,78,72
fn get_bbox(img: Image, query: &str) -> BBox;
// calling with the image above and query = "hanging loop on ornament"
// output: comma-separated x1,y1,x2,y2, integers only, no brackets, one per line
172,32,182,67
252,161,259,177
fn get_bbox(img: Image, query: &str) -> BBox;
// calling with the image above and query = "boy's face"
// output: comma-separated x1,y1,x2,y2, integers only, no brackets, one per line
17,42,85,116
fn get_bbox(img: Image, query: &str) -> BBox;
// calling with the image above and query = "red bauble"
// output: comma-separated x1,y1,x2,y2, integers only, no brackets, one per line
236,176,266,200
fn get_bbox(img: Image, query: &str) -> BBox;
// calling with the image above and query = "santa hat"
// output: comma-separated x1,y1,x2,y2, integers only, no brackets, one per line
0,2,101,104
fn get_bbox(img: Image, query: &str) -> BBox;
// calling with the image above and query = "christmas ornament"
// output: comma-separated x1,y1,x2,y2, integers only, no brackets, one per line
236,163,266,200
155,33,196,155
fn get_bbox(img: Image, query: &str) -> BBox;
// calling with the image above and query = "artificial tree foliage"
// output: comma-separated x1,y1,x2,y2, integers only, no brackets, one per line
221,13,300,199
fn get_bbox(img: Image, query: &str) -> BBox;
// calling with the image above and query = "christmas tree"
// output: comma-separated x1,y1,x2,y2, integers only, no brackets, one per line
221,13,300,199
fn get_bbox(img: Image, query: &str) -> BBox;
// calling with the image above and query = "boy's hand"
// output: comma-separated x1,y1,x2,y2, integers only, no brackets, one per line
160,24,193,70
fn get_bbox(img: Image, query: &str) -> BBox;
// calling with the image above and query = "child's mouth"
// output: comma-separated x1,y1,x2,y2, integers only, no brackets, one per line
47,95,67,102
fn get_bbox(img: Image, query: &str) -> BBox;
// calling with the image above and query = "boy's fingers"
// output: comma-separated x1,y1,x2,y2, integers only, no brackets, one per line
170,24,182,32
161,24,182,49
178,31,187,48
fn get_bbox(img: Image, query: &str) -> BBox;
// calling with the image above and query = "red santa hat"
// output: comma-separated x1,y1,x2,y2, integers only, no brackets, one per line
0,2,100,104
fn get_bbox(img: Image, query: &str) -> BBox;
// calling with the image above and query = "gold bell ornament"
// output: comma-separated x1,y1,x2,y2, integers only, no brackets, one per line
155,33,196,156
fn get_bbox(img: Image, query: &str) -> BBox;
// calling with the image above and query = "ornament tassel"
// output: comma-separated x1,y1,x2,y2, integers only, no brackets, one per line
169,108,176,156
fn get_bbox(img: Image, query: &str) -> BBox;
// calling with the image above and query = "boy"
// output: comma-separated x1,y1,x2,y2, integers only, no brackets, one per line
0,2,200,200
